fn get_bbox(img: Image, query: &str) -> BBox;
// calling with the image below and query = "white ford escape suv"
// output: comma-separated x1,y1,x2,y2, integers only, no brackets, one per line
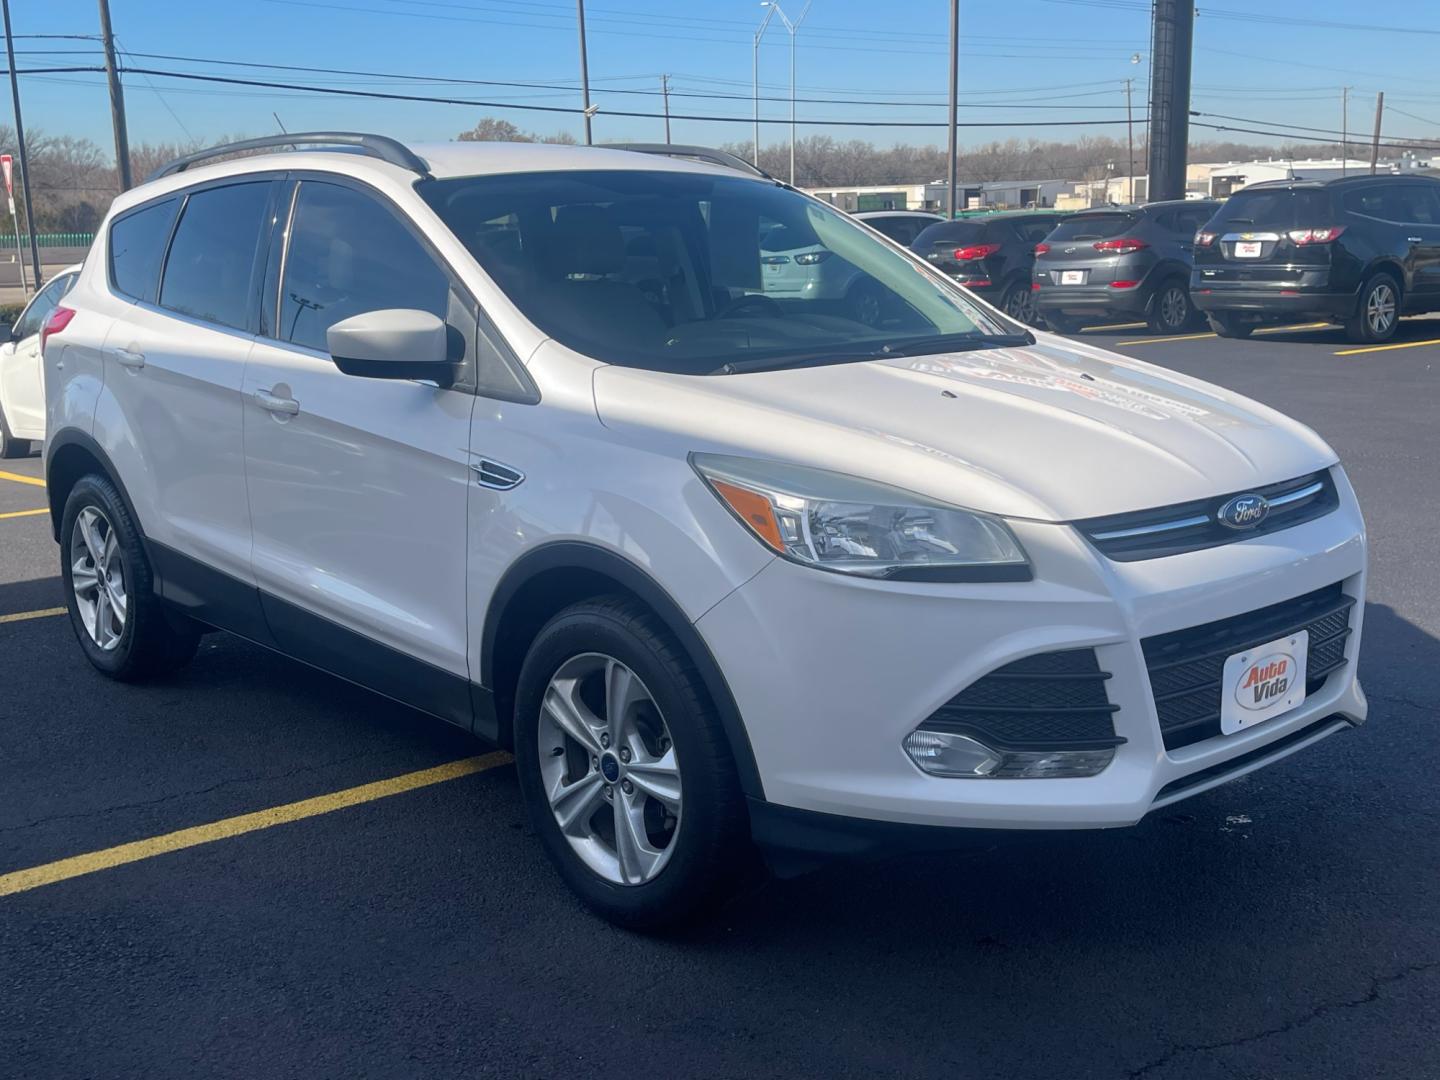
42,134,1367,927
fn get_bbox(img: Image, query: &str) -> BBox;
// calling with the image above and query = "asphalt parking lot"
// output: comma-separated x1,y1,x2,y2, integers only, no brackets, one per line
3,320,1438,1080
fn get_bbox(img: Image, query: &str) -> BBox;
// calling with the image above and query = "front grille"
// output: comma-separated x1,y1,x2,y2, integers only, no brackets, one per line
920,648,1123,751
1142,582,1355,751
1075,471,1339,562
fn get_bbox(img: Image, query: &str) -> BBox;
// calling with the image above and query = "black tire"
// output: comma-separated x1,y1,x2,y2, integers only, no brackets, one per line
0,403,29,459
1000,278,1041,326
60,474,200,681
1206,312,1255,339
1345,272,1401,344
846,279,884,327
513,595,752,930
1042,311,1084,335
1147,277,1194,335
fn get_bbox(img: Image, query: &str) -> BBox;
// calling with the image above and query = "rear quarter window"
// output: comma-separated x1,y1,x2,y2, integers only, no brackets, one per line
109,198,179,304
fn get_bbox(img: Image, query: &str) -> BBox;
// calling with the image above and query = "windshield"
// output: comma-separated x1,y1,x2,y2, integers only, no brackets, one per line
420,169,1013,374
1046,213,1135,241
1209,189,1333,229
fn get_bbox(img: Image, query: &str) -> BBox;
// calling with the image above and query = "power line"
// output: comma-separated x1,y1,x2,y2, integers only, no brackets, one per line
116,66,1146,128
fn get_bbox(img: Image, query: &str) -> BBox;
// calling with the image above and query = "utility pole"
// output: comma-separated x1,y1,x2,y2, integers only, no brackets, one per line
1370,91,1384,175
660,74,671,144
576,0,593,145
1145,0,1195,202
946,0,958,218
1,0,42,291
1125,78,1134,203
97,0,131,191
1341,86,1351,175
752,4,777,167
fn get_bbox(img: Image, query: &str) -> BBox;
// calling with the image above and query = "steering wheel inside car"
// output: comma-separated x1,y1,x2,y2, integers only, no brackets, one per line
717,294,786,320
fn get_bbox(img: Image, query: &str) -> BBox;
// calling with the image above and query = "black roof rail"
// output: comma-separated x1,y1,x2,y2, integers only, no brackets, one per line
148,132,431,182
598,143,773,180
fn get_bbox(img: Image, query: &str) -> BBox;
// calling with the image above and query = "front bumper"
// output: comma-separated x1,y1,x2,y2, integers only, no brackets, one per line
698,468,1368,833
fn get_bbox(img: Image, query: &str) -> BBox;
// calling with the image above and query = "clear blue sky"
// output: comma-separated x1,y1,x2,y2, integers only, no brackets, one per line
11,0,1440,155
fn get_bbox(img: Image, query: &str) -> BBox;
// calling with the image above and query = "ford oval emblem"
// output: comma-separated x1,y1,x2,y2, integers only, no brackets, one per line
1218,493,1270,530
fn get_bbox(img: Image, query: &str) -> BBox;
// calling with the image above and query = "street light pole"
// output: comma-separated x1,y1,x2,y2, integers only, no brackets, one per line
752,4,777,167
576,0,593,145
759,1,810,185
1,0,42,291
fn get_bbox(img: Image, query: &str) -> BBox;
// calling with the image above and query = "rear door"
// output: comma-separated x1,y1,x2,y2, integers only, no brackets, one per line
242,176,476,721
1386,183,1440,304
98,179,277,601
2,270,76,439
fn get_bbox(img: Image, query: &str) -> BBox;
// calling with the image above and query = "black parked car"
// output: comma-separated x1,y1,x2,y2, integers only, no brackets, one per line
1192,175,1440,343
911,210,1060,325
1032,199,1220,334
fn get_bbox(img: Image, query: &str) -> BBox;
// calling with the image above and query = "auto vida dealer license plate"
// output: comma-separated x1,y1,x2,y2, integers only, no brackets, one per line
1220,630,1309,734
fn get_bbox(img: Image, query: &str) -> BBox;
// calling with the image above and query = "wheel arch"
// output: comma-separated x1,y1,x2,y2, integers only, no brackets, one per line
481,540,765,799
45,429,144,544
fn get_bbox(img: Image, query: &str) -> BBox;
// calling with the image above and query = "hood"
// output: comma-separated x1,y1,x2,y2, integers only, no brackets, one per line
589,334,1338,522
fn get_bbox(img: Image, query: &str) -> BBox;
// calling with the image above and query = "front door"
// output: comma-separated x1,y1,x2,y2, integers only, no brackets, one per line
243,177,476,723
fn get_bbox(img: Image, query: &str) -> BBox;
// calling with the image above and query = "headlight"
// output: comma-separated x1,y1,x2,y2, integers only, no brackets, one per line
691,454,1030,582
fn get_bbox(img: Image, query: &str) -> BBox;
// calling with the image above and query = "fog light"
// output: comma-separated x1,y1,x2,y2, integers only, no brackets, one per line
903,729,1115,779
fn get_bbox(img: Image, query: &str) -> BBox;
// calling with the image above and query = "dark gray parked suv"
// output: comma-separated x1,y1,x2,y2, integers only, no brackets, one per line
1033,200,1220,334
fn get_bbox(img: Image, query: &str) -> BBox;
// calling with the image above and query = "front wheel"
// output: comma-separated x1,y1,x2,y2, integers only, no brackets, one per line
513,595,752,930
1345,273,1401,344
60,474,200,680
1206,312,1255,339
1147,279,1194,334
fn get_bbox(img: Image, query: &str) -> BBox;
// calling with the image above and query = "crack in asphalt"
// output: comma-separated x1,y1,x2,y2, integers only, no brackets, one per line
0,747,405,834
1123,959,1440,1079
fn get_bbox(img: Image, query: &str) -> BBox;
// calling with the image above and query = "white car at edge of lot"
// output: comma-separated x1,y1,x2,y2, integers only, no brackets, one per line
40,136,1368,929
1,264,81,457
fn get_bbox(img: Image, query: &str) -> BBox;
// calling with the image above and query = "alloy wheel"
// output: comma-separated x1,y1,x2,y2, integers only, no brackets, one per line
69,506,127,651
1366,282,1397,336
538,652,682,886
1159,286,1189,330
1005,285,1036,324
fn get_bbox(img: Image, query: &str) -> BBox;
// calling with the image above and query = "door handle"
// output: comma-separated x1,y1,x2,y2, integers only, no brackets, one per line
113,347,145,370
254,388,300,416
1408,236,1423,244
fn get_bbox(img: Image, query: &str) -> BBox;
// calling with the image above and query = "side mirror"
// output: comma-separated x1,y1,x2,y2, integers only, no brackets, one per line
326,309,453,387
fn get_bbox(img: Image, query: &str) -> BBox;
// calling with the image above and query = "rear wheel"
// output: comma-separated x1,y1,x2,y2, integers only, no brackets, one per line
1345,273,1401,344
1000,278,1041,326
1042,311,1084,335
1147,278,1194,334
0,403,29,458
1206,312,1255,339
514,595,752,930
60,474,200,680
846,279,884,327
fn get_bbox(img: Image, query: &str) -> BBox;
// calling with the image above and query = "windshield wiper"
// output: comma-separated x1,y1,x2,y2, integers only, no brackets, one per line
707,331,1035,375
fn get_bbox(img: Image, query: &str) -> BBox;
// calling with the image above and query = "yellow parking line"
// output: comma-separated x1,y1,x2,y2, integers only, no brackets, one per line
0,508,48,520
1115,331,1217,346
0,751,513,898
1080,321,1146,332
1255,322,1332,335
0,606,66,624
1335,336,1440,356
0,469,44,488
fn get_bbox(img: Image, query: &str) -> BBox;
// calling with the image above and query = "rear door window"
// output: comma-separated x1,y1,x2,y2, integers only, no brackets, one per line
1210,189,1331,230
159,182,273,331
109,198,179,304
1046,213,1135,241
1389,185,1440,224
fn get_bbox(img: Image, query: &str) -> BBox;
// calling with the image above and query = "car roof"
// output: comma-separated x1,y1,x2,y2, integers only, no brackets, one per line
110,139,754,218
1242,174,1440,191
854,210,942,219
